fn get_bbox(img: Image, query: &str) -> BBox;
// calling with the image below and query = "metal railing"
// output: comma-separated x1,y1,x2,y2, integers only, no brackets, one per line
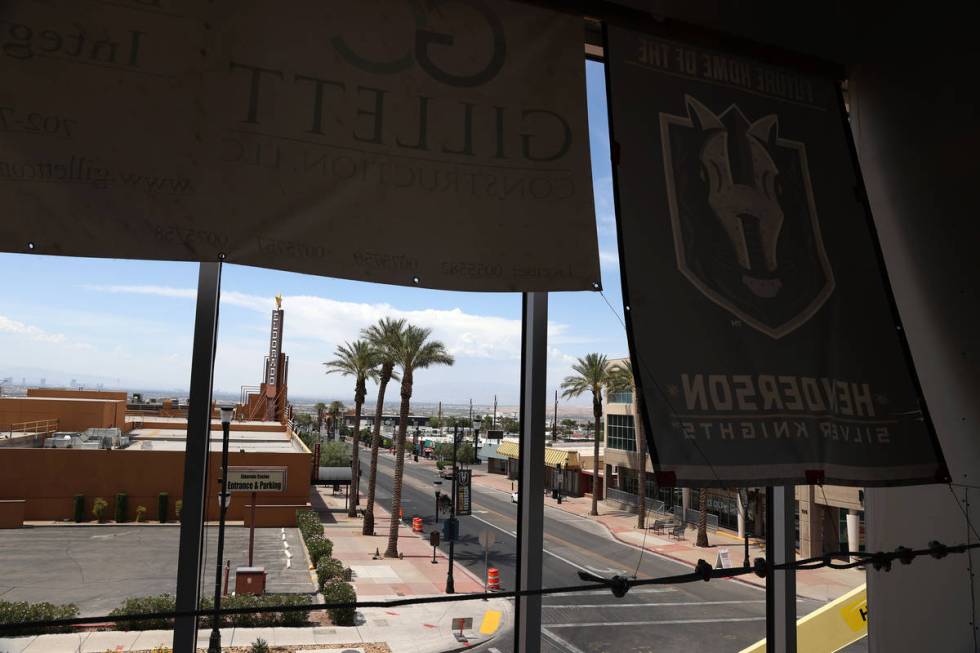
5,418,59,441
674,506,720,532
605,487,669,517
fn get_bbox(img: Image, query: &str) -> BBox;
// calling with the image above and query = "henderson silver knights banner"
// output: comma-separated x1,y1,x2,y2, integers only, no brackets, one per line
604,26,948,487
0,1,598,292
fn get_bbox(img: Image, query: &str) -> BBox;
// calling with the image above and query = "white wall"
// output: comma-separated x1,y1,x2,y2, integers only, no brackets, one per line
850,54,980,652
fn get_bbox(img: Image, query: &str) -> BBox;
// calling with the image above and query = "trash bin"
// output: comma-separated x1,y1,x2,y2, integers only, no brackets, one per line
235,566,267,596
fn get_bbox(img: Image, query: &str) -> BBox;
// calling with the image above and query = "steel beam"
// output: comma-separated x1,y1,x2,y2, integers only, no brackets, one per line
174,262,222,653
515,292,547,653
766,485,798,652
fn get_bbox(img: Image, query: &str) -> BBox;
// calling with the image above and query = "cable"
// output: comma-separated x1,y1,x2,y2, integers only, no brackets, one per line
4,540,979,634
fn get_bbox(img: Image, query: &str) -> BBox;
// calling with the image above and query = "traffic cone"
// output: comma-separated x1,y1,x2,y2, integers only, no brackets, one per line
487,567,500,591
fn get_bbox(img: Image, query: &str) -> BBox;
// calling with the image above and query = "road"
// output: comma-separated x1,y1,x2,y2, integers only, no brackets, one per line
367,451,856,653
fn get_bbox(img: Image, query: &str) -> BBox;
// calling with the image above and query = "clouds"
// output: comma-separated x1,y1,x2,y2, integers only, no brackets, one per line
0,314,67,344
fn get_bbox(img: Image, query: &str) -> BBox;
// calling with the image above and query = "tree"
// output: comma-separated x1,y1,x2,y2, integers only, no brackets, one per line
385,325,454,558
427,415,442,430
327,401,345,437
319,441,351,467
697,490,710,547
361,318,405,536
325,340,379,518
609,360,647,529
561,353,614,517
500,416,520,434
560,418,577,437
314,402,327,432
433,441,476,465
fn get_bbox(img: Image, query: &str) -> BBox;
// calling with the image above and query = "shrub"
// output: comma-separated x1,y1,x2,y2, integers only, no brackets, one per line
436,459,445,470
115,492,128,522
322,579,356,626
109,594,176,630
135,506,147,522
175,499,183,522
0,600,79,636
250,638,270,653
306,535,333,566
296,509,321,542
199,593,311,628
158,492,169,523
92,497,108,522
73,495,85,523
316,557,345,590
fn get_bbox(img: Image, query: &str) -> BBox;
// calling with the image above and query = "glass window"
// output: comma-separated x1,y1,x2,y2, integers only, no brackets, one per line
608,390,633,404
606,414,636,451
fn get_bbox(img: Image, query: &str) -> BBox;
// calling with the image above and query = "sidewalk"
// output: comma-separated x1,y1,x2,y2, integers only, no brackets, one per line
0,487,509,653
474,469,865,602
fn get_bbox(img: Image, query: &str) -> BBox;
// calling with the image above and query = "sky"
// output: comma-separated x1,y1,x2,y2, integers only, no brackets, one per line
0,62,628,406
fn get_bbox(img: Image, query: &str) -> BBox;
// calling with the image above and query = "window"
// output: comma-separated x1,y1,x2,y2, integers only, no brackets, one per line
606,414,636,451
608,390,633,404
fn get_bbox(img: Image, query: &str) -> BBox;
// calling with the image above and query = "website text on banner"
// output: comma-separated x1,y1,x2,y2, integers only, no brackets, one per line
0,0,598,292
603,25,947,486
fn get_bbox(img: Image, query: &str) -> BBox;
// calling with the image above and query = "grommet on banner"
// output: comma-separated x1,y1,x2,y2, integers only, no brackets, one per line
592,281,602,290
412,276,420,285
218,252,226,261
624,305,631,312
27,242,35,250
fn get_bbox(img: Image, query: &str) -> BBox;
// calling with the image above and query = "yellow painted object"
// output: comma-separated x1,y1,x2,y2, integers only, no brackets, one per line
480,610,502,635
740,584,867,653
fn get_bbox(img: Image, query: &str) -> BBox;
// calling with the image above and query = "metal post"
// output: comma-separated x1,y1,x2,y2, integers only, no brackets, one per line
174,261,222,653
413,426,419,463
248,491,257,566
765,485,797,652
207,416,232,653
446,424,458,594
515,292,547,653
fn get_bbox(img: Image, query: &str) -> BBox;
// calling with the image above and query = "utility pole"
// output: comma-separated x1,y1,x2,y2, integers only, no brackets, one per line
552,389,558,442
438,401,443,433
492,395,497,429
446,423,459,594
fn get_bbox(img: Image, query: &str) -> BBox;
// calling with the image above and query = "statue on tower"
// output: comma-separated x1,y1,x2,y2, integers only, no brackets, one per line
275,293,283,310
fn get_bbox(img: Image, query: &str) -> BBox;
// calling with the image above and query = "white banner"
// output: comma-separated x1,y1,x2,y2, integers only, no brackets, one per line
0,0,598,291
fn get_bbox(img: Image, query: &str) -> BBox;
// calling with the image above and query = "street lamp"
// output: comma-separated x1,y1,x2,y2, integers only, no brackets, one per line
556,462,563,504
446,423,459,594
208,405,235,653
472,420,481,464
413,426,420,463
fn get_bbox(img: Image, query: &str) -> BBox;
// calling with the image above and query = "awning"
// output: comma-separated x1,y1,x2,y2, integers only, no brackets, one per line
496,442,580,469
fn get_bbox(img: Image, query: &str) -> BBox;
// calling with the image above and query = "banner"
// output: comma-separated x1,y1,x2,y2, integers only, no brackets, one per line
0,0,598,292
605,26,947,486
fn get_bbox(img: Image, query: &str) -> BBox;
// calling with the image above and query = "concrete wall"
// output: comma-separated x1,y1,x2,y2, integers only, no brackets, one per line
850,52,980,652
0,448,311,524
0,396,125,433
27,388,128,401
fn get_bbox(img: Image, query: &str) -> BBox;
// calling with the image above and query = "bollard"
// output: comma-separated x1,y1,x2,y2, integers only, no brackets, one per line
412,516,423,533
487,567,500,591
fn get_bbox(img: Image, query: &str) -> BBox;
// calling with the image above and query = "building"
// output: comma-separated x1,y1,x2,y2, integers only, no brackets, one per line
600,357,864,557
493,439,598,498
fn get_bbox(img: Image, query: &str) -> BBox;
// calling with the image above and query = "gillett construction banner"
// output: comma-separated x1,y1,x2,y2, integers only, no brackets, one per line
0,0,598,292
604,26,947,486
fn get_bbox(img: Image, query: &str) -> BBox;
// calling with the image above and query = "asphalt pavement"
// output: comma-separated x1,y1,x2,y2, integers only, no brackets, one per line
367,452,844,653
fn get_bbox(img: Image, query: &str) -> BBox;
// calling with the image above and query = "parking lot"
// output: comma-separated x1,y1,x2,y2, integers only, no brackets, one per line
0,526,315,616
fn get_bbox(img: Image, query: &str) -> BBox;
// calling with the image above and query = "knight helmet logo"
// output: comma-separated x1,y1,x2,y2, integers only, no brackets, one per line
660,95,834,339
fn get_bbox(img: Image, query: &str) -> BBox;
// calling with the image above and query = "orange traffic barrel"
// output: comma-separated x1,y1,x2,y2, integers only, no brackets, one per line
412,516,423,533
487,567,500,591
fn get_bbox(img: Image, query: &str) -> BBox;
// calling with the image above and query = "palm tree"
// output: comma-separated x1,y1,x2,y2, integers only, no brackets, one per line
361,318,405,536
609,359,647,529
385,325,454,558
325,340,379,518
314,401,327,433
561,353,614,517
327,400,345,438
696,489,709,547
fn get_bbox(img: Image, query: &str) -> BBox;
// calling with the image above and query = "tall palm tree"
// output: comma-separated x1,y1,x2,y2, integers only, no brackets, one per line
361,318,405,536
561,353,614,517
696,489,709,547
327,400,345,439
385,325,454,558
609,359,647,529
325,340,379,518
314,401,327,433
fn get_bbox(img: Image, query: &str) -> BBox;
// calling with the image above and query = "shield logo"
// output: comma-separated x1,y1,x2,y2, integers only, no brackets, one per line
659,95,835,339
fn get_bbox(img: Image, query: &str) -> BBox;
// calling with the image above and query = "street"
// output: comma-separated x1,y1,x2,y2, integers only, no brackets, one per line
368,452,844,653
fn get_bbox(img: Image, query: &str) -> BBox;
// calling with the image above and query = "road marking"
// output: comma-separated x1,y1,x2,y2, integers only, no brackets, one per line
542,627,588,653
488,648,503,653
469,514,594,575
544,600,766,608
585,565,626,575
548,587,676,597
479,609,502,635
547,617,766,628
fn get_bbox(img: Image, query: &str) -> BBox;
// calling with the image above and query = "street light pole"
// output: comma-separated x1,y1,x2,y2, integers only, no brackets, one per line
413,426,420,463
446,424,458,594
208,405,234,653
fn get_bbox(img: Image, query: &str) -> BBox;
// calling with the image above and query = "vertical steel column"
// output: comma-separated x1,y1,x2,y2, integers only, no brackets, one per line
174,262,222,653
515,292,547,653
765,485,797,653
